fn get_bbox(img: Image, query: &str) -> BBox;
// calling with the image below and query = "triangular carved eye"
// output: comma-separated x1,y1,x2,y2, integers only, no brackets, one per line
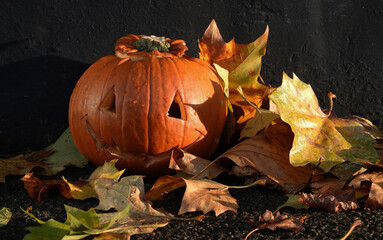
167,91,186,120
99,86,117,117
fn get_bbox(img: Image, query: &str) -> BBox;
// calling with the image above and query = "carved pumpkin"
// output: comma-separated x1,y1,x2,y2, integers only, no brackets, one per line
68,34,227,176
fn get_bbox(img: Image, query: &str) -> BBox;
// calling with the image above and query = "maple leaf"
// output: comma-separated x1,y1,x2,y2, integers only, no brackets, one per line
244,210,308,240
218,122,321,193
21,173,72,201
269,73,379,173
349,172,383,208
0,208,11,228
199,19,268,89
168,148,227,179
0,153,47,183
145,175,238,216
179,178,238,216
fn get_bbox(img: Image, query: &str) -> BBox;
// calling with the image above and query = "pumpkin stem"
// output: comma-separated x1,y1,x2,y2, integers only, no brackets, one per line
133,35,171,52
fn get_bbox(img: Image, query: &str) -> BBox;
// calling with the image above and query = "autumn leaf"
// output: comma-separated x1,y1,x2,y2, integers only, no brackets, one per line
21,173,72,201
199,19,269,89
64,159,125,200
0,153,47,183
23,184,172,239
144,175,186,201
239,108,280,139
168,148,227,179
218,122,321,193
37,127,88,175
0,208,11,227
244,210,308,240
298,191,359,212
349,172,383,208
0,128,88,182
269,73,379,173
274,194,310,213
145,175,238,216
179,178,238,216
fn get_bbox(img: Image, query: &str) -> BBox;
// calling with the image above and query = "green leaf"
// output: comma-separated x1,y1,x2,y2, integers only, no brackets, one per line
24,219,71,240
0,207,11,227
274,194,309,213
38,127,89,175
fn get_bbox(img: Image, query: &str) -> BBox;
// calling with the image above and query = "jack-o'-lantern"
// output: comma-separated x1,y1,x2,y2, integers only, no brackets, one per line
68,34,227,176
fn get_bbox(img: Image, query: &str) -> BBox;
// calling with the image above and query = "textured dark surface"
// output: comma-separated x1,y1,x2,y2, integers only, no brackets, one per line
0,0,382,154
1,164,383,240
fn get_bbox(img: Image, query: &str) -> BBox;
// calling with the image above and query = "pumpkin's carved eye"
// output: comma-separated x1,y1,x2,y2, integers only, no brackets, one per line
99,86,117,117
168,91,186,120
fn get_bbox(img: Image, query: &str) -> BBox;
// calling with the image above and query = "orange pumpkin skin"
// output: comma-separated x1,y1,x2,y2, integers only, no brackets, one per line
68,34,227,176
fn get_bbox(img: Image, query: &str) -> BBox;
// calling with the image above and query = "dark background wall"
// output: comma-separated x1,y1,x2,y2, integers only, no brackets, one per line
1,0,382,155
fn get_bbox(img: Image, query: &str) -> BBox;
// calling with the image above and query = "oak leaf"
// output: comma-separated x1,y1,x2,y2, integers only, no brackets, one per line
21,173,72,201
269,73,379,173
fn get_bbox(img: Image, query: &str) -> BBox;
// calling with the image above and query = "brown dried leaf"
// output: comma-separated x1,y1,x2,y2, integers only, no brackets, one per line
168,148,227,179
218,122,322,193
245,210,308,239
298,191,359,212
349,172,383,207
179,179,238,216
0,152,49,183
144,175,186,201
20,173,72,201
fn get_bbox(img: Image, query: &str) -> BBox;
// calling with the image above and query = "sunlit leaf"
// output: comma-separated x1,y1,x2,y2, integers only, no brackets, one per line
0,208,11,227
269,73,379,172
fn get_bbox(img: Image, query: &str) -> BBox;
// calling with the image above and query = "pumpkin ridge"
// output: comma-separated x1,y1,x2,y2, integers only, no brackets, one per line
168,57,187,149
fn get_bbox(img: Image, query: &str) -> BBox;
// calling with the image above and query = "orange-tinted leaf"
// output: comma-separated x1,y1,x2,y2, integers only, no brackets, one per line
168,148,226,179
269,73,379,173
199,19,269,89
298,191,359,212
349,172,383,208
179,179,238,216
0,153,48,183
21,173,72,201
144,175,186,201
218,122,321,193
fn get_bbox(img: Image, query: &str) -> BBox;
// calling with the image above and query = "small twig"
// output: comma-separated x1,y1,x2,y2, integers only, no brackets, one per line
339,219,362,240
243,228,260,240
306,157,323,187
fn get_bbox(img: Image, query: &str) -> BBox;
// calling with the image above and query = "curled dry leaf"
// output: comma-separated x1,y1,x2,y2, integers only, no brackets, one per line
21,173,72,201
269,73,379,174
298,190,359,212
218,122,321,193
168,148,226,179
245,210,308,240
349,172,383,208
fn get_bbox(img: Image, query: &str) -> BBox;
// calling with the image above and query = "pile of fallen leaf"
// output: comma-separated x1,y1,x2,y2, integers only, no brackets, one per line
1,20,382,239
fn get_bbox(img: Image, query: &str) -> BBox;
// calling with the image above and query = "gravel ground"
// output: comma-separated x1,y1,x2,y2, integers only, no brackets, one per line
1,162,383,240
